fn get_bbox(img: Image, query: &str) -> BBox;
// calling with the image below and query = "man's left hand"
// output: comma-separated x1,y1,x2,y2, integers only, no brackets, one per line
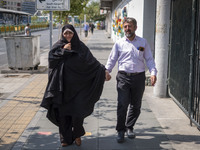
151,75,157,86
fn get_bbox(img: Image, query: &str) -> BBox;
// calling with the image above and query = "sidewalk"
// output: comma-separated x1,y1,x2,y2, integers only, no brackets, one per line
0,29,199,150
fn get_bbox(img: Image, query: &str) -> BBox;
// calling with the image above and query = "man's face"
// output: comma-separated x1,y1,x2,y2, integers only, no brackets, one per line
123,22,137,38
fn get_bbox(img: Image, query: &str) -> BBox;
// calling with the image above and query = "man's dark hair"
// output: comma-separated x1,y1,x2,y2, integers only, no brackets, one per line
27,23,30,26
123,17,137,26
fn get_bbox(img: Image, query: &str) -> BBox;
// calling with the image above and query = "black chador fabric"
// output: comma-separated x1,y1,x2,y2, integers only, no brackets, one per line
41,24,105,126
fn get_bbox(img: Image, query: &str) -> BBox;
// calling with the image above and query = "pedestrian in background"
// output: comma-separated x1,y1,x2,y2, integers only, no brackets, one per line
84,22,89,37
41,24,111,147
90,23,95,34
105,17,157,143
25,23,31,36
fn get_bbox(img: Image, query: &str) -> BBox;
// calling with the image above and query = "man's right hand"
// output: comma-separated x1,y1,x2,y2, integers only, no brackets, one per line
105,70,111,81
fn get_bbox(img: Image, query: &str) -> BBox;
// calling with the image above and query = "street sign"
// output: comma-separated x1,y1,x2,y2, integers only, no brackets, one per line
36,0,70,11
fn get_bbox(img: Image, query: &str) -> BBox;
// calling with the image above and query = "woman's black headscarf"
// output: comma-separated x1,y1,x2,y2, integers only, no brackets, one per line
60,24,80,51
41,24,105,126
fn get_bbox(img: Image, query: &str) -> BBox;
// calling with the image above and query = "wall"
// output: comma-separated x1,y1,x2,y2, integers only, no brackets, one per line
105,11,112,38
111,0,144,41
109,0,156,52
143,0,156,54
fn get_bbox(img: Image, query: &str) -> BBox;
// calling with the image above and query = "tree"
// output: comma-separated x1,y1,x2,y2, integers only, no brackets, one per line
43,0,89,24
84,1,106,22
54,0,89,24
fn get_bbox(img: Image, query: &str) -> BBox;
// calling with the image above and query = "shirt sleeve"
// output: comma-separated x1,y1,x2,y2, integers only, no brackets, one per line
144,40,157,76
105,42,119,73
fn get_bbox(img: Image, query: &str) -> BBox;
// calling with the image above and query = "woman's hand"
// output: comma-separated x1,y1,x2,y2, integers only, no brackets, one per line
63,43,71,50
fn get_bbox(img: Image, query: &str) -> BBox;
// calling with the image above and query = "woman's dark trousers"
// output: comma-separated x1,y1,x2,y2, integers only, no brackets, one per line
59,116,85,144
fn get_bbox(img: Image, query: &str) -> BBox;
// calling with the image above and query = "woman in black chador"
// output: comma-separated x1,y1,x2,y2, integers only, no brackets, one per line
41,24,111,147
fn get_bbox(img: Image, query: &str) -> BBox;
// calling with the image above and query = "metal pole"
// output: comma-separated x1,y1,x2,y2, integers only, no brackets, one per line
80,19,81,36
72,17,74,26
49,11,53,50
84,14,86,24
153,0,171,97
188,0,196,126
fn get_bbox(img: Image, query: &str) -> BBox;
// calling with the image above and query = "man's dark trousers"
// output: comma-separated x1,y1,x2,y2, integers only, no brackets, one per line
116,71,145,132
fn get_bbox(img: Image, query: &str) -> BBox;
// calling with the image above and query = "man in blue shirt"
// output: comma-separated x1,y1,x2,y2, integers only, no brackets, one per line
105,17,157,143
84,23,89,37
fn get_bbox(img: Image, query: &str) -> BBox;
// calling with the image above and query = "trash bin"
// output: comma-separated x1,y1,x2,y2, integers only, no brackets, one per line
4,35,40,70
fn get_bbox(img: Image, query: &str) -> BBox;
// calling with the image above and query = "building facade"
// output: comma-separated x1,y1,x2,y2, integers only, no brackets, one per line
2,0,22,10
21,1,36,15
1,0,35,14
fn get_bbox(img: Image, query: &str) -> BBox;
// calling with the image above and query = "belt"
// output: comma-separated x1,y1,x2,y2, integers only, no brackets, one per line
118,71,144,76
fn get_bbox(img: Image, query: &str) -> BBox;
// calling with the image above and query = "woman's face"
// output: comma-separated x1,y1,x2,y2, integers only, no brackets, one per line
63,31,74,42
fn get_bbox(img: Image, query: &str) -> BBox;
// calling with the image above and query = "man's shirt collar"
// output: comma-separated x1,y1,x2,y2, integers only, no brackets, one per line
124,35,138,42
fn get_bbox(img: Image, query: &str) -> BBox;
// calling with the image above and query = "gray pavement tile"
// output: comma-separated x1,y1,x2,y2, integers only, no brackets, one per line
139,111,156,119
22,148,60,150
98,128,116,138
134,126,167,135
35,119,57,129
23,133,60,149
99,137,136,149
28,133,60,139
99,149,132,150
60,137,98,150
135,121,163,129
134,134,172,149
29,127,59,133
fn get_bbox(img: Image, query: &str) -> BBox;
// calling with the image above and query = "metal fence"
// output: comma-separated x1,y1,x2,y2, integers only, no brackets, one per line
0,24,49,35
169,0,200,129
192,0,200,129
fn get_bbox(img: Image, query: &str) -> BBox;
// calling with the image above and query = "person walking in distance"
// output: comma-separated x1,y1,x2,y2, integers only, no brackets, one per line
105,17,157,143
84,22,89,37
90,23,95,34
41,24,111,147
25,23,31,36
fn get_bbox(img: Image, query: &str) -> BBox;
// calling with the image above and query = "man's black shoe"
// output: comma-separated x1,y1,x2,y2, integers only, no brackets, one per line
126,128,136,139
116,131,125,143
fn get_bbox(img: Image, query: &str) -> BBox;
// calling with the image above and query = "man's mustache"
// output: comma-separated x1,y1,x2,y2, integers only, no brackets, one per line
125,30,131,33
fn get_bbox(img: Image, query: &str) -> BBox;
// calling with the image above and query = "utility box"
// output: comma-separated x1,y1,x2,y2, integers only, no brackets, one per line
4,35,40,70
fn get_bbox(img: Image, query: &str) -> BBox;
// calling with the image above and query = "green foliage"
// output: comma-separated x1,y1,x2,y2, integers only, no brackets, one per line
31,16,38,23
42,0,105,25
43,0,89,24
84,1,106,22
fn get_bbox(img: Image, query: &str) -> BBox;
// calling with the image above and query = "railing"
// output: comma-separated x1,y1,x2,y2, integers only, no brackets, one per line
0,23,50,36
